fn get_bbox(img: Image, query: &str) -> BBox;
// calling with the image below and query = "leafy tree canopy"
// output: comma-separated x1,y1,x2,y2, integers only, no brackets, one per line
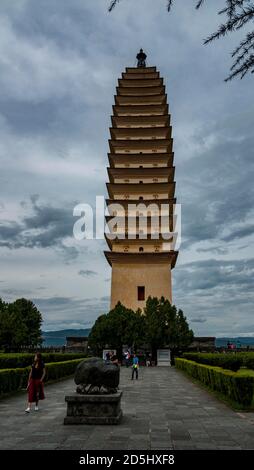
0,297,43,351
144,296,194,355
88,297,193,358
109,0,254,80
88,302,145,357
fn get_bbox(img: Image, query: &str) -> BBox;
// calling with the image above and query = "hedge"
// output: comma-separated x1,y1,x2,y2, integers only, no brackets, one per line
0,353,87,369
0,358,86,397
182,353,243,372
182,352,254,371
175,358,254,408
242,353,254,370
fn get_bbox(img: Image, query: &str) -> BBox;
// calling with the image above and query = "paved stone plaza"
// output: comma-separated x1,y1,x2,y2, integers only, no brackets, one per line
0,367,254,450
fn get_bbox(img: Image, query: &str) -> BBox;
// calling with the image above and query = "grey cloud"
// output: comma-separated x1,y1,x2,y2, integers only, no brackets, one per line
78,270,97,277
174,258,254,292
173,258,254,337
100,296,110,302
191,318,207,323
222,225,254,242
1,288,32,296
177,125,254,250
0,197,80,260
32,295,109,329
197,246,228,255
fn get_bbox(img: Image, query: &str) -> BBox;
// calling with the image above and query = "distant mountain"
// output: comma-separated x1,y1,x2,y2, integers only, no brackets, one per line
216,337,254,348
42,329,91,347
42,331,254,348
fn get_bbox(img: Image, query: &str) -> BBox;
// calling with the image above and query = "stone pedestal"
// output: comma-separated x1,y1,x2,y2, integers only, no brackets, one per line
64,392,123,425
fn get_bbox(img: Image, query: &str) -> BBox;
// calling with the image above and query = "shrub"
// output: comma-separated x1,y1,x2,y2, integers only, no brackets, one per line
242,353,254,370
182,352,243,372
0,358,86,397
0,353,87,369
175,358,254,408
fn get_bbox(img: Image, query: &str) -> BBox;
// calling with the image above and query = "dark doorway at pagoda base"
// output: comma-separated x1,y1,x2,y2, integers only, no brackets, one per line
138,286,145,301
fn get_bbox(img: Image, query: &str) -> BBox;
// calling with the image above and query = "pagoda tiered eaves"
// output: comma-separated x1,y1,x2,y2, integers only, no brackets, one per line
105,251,178,268
108,153,174,168
107,166,175,182
118,78,163,87
113,104,168,116
106,197,176,208
105,62,178,310
111,115,170,127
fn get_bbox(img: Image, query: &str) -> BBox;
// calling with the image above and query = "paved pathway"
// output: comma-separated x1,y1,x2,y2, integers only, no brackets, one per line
0,367,254,450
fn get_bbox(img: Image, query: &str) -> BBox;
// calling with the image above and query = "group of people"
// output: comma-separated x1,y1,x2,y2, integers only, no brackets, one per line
106,350,140,380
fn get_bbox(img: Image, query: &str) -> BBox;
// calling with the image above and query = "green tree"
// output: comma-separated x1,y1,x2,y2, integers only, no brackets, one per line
0,298,43,351
12,298,43,347
88,313,110,355
109,0,254,80
88,302,145,358
143,296,166,359
144,297,194,359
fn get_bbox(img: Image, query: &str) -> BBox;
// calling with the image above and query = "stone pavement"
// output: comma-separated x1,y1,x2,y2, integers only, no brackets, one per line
0,366,254,450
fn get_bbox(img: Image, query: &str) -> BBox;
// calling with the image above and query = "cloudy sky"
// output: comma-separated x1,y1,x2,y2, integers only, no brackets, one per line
0,0,253,336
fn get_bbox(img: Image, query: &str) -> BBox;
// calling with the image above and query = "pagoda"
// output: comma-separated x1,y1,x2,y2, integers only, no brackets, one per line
105,51,178,311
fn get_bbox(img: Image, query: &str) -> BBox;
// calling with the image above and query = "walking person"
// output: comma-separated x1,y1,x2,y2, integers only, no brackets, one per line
131,353,139,380
25,353,46,413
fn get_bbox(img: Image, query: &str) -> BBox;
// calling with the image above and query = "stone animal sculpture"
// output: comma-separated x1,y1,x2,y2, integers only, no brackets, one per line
75,358,120,394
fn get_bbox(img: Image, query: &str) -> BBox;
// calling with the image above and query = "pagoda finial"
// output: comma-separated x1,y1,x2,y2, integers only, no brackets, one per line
136,48,147,68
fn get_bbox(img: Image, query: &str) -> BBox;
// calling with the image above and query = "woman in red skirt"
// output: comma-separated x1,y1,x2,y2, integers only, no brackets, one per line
25,353,46,413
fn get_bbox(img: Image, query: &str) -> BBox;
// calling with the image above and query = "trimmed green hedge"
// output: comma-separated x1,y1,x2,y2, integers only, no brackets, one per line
182,352,254,371
0,353,87,369
0,358,86,397
175,358,254,408
182,352,243,371
242,353,254,370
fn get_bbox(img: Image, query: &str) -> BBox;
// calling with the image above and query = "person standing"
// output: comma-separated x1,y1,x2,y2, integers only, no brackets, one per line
131,354,139,380
109,350,118,366
124,350,131,367
105,351,110,361
25,353,46,413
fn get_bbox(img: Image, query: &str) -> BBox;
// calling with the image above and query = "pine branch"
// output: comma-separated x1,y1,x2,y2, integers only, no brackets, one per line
204,6,254,44
219,1,246,19
232,31,254,56
196,0,205,9
231,41,254,68
225,54,254,80
230,44,254,70
108,0,120,12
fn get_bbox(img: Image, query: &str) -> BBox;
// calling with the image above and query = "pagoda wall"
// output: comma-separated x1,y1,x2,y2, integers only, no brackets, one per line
110,262,172,310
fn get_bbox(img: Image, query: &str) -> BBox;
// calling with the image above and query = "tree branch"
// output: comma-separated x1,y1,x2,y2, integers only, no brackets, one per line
225,54,254,80
108,0,120,12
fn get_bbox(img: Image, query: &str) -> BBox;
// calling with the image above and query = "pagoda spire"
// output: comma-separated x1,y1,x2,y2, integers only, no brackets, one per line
136,49,147,68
